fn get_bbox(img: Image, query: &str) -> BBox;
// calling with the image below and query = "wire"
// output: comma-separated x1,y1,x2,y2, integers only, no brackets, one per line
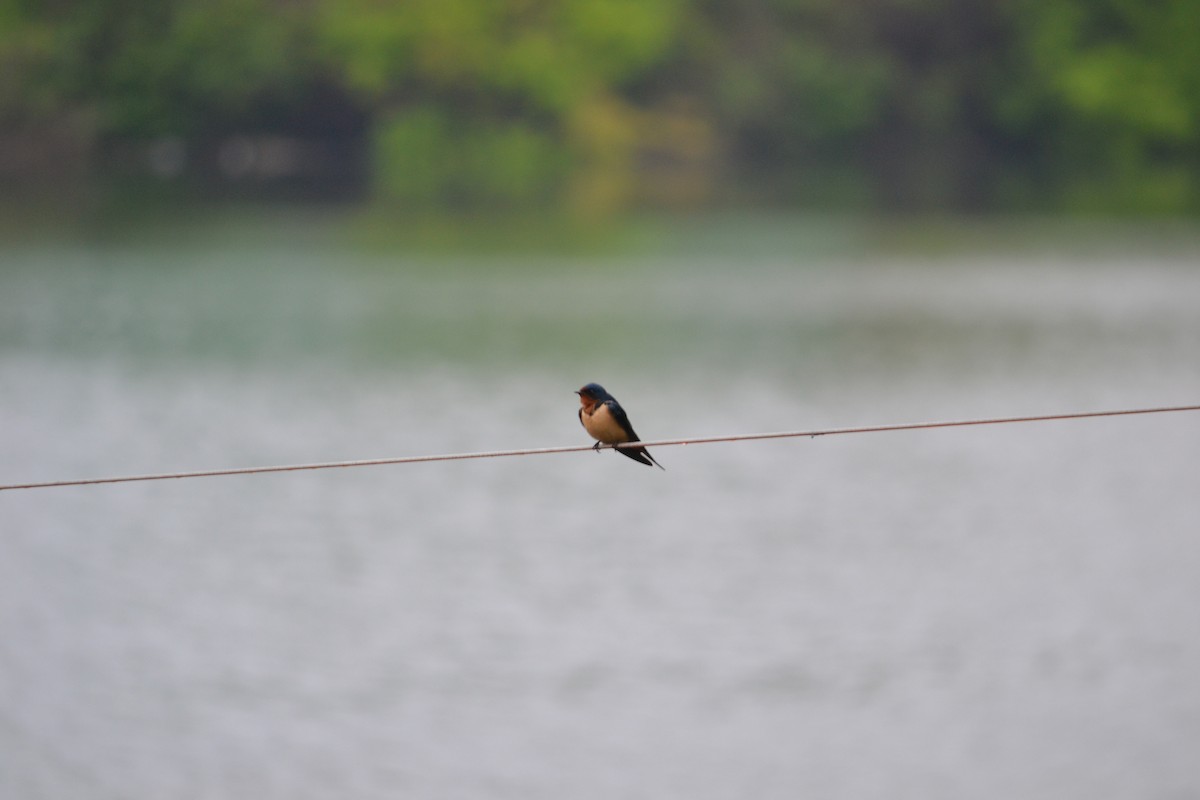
1,404,1197,492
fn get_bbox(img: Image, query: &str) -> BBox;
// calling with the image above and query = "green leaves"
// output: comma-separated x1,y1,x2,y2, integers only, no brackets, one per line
2,0,1198,211
318,0,681,113
373,108,568,205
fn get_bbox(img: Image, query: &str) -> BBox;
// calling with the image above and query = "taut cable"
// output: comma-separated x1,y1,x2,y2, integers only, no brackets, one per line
2,404,1197,491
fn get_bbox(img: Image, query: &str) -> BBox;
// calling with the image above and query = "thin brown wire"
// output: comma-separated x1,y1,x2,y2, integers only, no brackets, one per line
2,404,1197,491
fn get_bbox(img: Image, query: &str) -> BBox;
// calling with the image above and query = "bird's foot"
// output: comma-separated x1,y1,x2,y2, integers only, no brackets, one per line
592,441,602,452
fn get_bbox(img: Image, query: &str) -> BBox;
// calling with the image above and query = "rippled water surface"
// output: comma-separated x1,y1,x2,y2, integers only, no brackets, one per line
2,212,1199,799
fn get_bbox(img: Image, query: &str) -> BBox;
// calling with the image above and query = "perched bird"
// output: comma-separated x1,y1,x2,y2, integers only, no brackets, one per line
576,383,664,470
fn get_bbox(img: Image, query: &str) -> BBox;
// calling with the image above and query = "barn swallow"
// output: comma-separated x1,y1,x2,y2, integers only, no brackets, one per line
576,383,664,470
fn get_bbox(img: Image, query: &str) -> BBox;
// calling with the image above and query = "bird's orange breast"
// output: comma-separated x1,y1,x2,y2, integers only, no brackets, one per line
581,403,629,444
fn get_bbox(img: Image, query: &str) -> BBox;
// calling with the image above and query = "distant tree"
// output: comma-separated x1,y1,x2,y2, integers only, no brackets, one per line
995,0,1200,209
314,0,684,208
2,0,1197,210
1,0,307,135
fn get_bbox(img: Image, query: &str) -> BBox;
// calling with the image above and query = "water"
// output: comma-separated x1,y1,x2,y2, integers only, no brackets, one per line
2,211,1199,799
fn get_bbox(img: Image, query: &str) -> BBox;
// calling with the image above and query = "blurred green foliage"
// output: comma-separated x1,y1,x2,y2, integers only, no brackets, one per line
1,0,1198,211
374,107,569,204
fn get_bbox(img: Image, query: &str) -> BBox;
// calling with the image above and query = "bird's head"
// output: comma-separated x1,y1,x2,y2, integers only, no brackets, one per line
576,383,606,400
576,383,607,409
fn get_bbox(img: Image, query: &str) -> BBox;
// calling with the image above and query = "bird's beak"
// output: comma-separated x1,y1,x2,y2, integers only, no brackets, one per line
574,390,582,395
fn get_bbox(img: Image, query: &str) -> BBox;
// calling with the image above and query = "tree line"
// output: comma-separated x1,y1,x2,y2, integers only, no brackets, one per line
2,0,1198,212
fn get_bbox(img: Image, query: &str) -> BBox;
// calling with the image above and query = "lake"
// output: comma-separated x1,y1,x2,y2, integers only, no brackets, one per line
2,209,1199,799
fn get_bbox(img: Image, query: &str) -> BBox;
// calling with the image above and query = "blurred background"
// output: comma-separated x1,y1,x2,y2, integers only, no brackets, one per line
2,2,1199,799
3,0,1200,212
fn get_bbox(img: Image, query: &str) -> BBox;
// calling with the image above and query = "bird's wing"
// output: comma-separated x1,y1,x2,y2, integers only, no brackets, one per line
603,399,640,442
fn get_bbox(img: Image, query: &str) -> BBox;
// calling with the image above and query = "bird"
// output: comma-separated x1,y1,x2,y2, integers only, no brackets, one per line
576,383,664,470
